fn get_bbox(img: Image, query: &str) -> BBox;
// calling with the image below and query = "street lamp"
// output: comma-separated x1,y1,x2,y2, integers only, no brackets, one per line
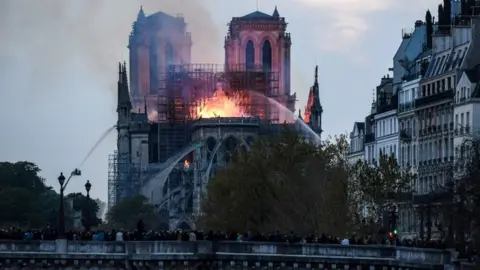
84,180,92,231
58,172,66,238
57,169,81,239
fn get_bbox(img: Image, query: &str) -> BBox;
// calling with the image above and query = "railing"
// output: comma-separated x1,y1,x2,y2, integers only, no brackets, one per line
415,89,454,108
398,102,414,113
0,240,452,266
455,126,471,135
401,73,421,82
400,130,412,141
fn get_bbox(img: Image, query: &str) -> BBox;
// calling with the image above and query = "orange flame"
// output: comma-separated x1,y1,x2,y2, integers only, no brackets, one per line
196,88,248,118
184,160,190,168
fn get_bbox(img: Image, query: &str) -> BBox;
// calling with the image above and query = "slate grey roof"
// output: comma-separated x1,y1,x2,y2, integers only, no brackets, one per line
466,64,480,98
424,43,470,78
465,64,480,83
355,122,365,133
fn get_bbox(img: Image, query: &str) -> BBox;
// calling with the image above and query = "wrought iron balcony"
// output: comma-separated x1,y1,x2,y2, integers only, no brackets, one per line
415,89,454,108
398,102,414,113
400,130,412,141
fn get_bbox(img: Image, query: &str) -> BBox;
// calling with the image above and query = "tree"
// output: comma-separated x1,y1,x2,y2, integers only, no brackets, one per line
351,153,415,236
426,10,433,49
199,128,352,236
0,161,58,228
430,137,480,260
0,187,43,227
106,195,165,230
66,193,102,230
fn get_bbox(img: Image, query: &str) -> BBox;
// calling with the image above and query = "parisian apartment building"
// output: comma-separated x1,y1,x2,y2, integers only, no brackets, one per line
347,2,480,239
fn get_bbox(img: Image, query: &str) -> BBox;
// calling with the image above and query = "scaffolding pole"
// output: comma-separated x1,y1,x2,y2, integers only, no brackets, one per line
107,151,135,209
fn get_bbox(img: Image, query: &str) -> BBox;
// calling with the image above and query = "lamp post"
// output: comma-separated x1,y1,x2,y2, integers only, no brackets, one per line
58,172,66,238
84,180,92,231
57,169,81,239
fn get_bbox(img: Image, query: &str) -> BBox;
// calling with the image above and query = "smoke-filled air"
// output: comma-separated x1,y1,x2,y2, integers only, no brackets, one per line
0,0,222,198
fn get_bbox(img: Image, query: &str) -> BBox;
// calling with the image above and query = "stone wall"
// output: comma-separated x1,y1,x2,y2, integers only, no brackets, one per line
0,240,453,269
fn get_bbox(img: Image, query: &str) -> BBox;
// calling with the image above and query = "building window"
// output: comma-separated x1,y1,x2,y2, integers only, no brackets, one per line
245,40,255,70
165,43,174,66
466,111,470,127
262,40,272,71
413,145,417,165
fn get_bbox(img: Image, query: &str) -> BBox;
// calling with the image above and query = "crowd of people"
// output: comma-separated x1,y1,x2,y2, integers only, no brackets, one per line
0,226,450,249
1,226,477,263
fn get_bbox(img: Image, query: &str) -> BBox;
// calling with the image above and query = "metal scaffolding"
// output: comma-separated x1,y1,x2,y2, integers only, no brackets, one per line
107,151,138,209
146,63,282,164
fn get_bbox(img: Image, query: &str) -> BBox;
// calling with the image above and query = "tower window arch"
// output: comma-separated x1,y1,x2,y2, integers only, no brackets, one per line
245,40,255,71
262,40,272,71
166,43,174,67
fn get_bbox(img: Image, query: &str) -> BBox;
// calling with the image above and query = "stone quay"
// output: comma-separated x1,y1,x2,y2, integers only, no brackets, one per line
0,240,454,269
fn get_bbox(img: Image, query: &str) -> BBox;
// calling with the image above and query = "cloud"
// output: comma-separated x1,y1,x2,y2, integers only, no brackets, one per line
294,0,392,51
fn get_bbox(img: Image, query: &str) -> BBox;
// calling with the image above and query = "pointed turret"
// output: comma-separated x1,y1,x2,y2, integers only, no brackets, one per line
273,6,280,17
304,88,314,123
144,96,148,114
117,62,132,125
307,65,323,136
137,6,145,21
311,65,321,111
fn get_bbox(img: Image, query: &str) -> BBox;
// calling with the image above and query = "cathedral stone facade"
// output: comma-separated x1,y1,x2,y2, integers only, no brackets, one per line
108,7,323,228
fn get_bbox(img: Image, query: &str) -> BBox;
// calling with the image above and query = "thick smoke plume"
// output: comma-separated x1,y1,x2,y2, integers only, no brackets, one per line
0,0,222,198
0,0,221,90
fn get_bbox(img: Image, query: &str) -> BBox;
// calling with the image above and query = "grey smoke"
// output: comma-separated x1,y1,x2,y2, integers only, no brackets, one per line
0,0,221,93
0,0,222,199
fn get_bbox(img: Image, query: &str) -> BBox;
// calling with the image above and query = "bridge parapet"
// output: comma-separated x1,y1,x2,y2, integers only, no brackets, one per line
0,240,453,269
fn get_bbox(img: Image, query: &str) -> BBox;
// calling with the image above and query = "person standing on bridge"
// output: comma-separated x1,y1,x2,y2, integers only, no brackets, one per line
341,237,350,245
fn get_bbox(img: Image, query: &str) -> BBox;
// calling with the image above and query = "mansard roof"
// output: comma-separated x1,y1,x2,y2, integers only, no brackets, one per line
424,42,470,78
466,65,480,98
355,122,365,133
464,64,480,83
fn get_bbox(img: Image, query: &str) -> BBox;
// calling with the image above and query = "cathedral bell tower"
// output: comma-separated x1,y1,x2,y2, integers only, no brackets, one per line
129,6,192,111
224,7,295,113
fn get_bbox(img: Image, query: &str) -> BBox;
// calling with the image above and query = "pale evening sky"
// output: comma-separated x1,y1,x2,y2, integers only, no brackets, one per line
0,0,439,202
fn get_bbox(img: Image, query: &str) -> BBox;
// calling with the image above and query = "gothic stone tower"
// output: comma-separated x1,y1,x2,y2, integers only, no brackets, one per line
304,66,323,138
115,62,150,204
128,6,192,112
224,7,295,113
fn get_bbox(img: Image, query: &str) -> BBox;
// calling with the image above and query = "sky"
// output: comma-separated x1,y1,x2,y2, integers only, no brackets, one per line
0,0,439,202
